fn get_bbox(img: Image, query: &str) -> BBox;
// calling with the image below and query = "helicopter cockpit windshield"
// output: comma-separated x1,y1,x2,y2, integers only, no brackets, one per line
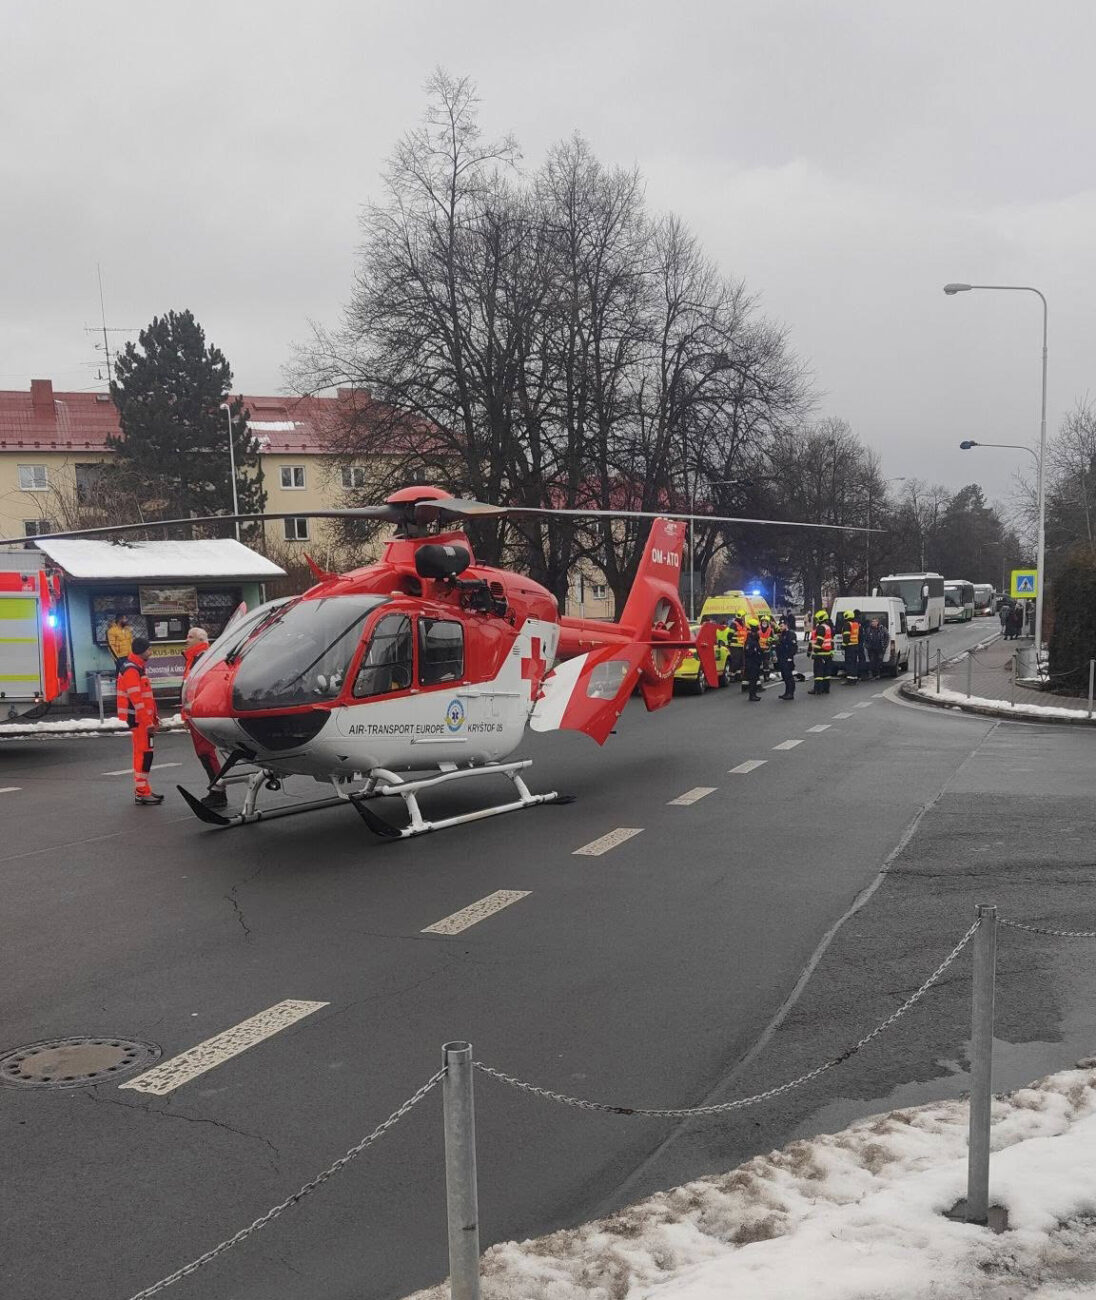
231,595,389,711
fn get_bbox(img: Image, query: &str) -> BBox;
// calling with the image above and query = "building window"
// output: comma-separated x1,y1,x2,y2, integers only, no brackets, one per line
283,517,310,541
23,519,54,537
75,463,102,504
18,465,49,491
341,466,367,489
591,583,608,600
280,465,306,490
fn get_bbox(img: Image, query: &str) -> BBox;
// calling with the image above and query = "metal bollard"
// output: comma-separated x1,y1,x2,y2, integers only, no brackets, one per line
966,650,973,698
1011,653,1017,706
966,905,998,1224
442,1042,481,1300
1088,660,1094,719
935,648,942,694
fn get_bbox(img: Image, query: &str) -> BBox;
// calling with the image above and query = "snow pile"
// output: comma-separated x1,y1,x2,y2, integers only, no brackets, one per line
912,683,1093,721
409,1063,1096,1300
0,711,184,736
33,537,284,579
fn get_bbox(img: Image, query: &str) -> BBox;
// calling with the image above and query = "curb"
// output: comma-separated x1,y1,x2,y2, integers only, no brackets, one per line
897,681,1096,726
0,721,187,741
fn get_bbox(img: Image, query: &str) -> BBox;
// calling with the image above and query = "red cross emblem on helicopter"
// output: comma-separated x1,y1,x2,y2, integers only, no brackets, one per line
521,636,548,698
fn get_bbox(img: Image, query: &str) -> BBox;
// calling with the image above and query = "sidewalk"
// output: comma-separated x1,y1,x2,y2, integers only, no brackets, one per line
901,636,1095,724
0,711,185,739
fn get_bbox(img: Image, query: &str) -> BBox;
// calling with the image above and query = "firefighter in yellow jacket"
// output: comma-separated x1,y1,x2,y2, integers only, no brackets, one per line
116,635,163,805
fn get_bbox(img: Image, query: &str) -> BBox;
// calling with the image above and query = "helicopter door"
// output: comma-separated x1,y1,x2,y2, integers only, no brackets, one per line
414,616,481,746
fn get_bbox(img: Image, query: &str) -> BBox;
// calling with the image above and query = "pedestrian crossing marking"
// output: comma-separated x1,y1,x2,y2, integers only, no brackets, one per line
728,760,767,774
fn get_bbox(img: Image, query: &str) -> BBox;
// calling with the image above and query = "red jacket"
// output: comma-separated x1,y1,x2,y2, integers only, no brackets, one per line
116,654,158,728
182,641,210,680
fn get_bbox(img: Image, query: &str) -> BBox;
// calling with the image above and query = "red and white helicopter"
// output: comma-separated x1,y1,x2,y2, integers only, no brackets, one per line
4,487,873,838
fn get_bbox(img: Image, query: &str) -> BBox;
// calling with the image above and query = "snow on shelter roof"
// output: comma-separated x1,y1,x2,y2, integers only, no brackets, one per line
33,538,286,582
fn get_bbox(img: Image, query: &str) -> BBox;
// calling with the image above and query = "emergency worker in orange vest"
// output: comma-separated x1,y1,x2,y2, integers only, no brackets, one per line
727,607,748,681
806,610,835,695
757,613,773,680
841,609,862,684
183,627,227,809
116,635,162,804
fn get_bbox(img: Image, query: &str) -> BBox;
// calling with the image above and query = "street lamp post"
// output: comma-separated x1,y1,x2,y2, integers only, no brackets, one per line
943,283,1048,654
220,401,241,542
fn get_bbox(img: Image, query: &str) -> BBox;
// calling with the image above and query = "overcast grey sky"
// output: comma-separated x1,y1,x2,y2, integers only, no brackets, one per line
4,0,1094,509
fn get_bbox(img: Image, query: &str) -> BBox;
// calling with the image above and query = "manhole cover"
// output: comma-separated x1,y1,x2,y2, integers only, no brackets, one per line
0,1037,161,1089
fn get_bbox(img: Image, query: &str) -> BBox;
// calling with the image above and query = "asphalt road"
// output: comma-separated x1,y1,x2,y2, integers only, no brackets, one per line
6,615,1092,1300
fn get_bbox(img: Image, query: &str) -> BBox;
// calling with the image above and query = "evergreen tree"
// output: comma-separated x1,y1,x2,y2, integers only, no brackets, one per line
108,310,265,528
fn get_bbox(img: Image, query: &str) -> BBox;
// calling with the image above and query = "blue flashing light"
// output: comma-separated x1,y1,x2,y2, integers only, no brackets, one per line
750,589,762,597
47,613,58,628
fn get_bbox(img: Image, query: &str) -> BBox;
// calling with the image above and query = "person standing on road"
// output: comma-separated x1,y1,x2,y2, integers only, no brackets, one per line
106,613,133,671
807,610,834,694
864,617,888,679
743,617,764,701
182,627,227,809
840,609,862,684
776,613,798,700
998,601,1010,633
116,635,162,805
728,607,747,682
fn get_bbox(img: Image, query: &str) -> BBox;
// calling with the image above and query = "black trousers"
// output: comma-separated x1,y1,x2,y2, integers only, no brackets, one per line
867,649,884,677
780,661,795,696
812,656,832,692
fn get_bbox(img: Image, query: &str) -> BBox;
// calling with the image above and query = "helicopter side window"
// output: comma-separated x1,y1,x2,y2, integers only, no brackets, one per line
419,618,464,686
353,614,414,698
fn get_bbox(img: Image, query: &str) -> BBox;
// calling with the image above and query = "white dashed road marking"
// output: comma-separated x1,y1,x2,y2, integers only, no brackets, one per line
0,787,21,794
773,739,803,751
728,760,767,774
807,725,831,733
855,701,873,709
120,999,328,1096
574,827,643,856
668,787,717,806
422,890,531,935
832,712,853,719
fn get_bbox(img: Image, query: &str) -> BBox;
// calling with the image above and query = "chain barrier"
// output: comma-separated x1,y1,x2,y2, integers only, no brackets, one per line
1001,918,1096,939
121,1067,446,1300
475,921,979,1120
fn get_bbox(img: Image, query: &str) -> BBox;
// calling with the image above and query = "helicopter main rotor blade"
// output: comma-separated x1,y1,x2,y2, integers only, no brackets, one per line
0,506,404,548
499,506,884,534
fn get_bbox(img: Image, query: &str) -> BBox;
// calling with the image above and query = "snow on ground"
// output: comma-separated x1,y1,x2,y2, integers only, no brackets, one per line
409,1063,1096,1300
910,683,1094,722
0,712,184,736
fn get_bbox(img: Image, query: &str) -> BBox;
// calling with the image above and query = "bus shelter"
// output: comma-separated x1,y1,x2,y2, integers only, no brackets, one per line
33,538,285,704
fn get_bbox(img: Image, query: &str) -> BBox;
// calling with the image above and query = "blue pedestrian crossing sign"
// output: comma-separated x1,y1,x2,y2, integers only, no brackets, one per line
1010,569,1038,598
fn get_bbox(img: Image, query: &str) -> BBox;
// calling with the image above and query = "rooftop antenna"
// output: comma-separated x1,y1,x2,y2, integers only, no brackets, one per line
84,265,138,386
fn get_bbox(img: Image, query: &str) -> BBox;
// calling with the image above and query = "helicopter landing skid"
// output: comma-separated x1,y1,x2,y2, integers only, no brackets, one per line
177,759,573,837
349,760,572,840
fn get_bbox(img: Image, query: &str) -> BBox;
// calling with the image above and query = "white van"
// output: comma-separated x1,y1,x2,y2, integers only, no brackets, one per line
828,598,910,677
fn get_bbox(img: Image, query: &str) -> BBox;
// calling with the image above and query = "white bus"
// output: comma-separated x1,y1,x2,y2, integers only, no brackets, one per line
875,572,945,634
944,580,975,622
972,583,995,616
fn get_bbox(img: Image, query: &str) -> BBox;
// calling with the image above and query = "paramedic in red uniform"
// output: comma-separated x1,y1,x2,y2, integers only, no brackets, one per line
183,627,227,809
116,636,162,805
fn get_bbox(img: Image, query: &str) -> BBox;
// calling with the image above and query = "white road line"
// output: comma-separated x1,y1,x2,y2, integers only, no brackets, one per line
103,762,183,776
0,787,21,794
120,999,328,1096
854,701,873,709
832,712,853,719
668,786,717,806
422,889,531,935
807,725,831,733
574,827,643,856
773,739,803,750
872,692,886,697
729,759,767,774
